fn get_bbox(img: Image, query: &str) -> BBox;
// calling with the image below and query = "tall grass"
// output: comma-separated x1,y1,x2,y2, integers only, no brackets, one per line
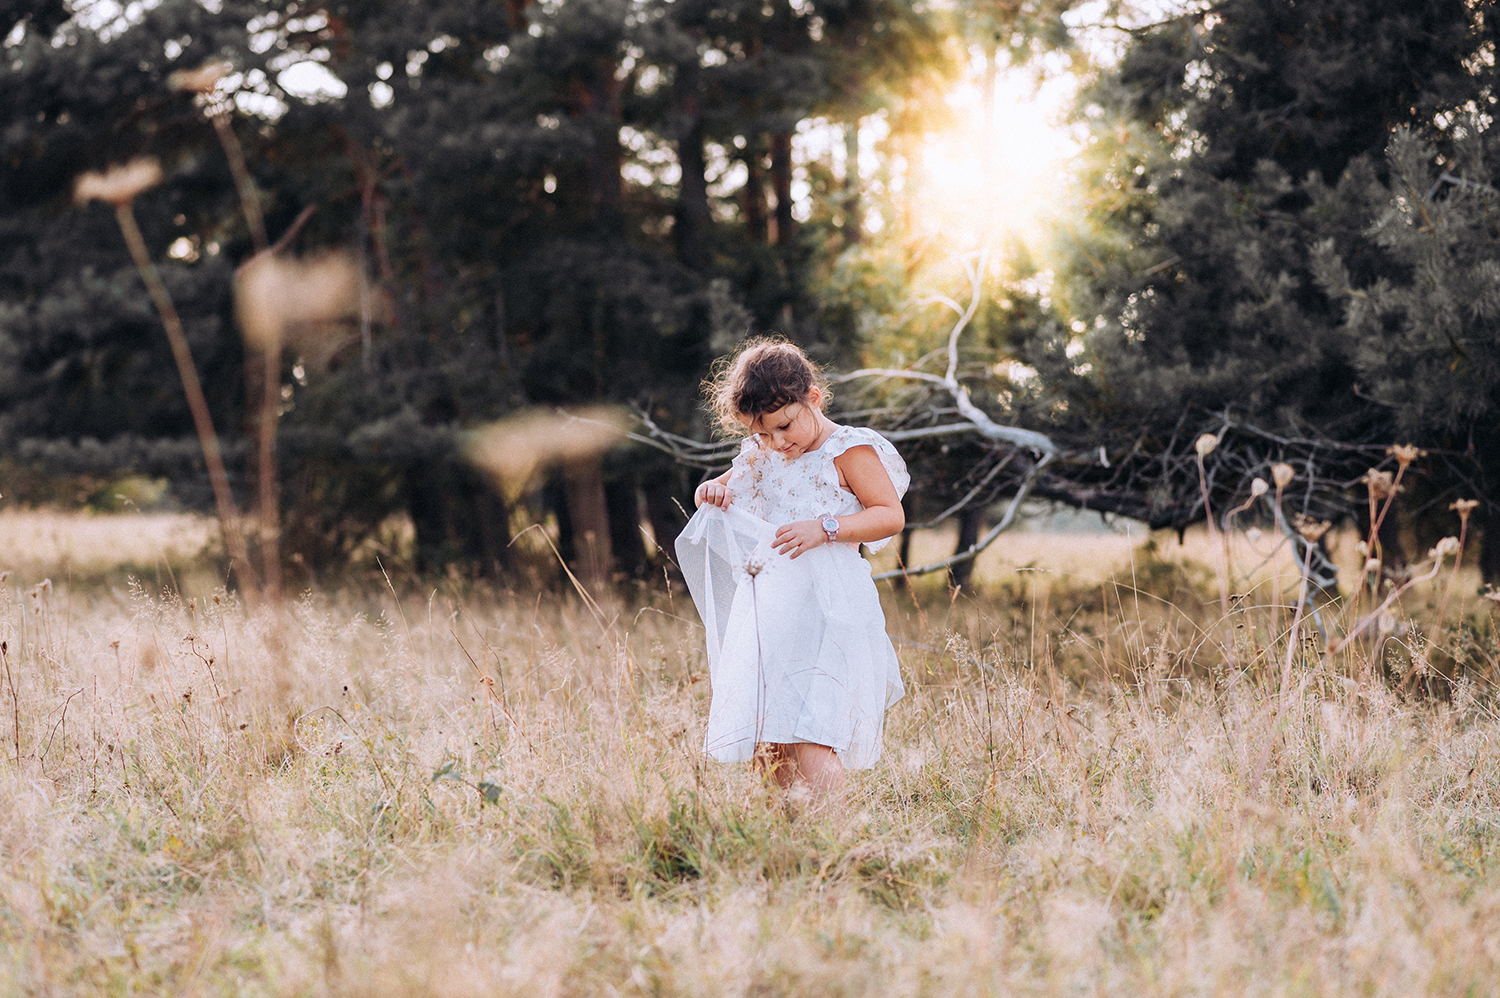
1,517,1499,996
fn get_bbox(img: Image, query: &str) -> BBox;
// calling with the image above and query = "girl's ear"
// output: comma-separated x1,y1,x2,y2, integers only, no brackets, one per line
807,385,824,409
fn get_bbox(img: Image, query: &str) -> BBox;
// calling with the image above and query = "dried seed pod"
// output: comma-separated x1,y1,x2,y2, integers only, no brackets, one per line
74,158,163,207
1194,433,1219,457
1388,444,1424,467
1451,499,1479,518
1271,463,1294,489
1361,469,1396,500
1250,477,1268,497
1292,513,1331,543
1430,536,1460,560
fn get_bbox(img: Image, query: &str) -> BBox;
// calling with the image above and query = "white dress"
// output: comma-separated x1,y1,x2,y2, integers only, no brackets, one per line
675,425,910,769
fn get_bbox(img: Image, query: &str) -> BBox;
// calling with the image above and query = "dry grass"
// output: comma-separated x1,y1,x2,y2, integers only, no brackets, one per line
0,510,215,579
2,513,1500,996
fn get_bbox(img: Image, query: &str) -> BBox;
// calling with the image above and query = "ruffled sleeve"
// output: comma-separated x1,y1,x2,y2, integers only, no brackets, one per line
731,434,760,464
824,426,910,499
824,426,910,553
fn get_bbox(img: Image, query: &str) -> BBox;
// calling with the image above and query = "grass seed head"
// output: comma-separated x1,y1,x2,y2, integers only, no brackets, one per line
74,157,163,207
467,407,628,496
236,251,360,352
168,60,232,94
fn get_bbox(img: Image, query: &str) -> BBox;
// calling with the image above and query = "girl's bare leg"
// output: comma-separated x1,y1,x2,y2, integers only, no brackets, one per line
789,743,845,794
754,743,797,788
756,742,844,794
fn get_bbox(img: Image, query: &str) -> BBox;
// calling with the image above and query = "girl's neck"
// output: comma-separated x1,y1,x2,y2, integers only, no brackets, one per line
804,412,838,452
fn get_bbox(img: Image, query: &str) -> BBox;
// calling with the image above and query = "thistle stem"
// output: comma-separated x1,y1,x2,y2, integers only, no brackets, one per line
210,109,283,606
113,202,260,604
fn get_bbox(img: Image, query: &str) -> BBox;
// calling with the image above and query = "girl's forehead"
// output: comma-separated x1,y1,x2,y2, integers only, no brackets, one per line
740,402,800,432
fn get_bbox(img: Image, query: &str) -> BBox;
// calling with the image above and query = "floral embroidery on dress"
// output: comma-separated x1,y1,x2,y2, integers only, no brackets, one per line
725,424,909,552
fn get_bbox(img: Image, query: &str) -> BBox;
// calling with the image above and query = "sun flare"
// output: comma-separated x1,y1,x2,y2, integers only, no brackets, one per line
914,65,1080,253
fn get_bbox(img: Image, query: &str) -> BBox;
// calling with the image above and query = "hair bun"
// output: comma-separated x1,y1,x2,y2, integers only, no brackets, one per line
705,338,830,436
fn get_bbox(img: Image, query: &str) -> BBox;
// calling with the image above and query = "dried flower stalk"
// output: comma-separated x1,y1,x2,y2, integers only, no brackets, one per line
75,160,260,602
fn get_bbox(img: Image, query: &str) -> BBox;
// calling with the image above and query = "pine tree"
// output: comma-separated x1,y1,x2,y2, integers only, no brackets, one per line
1313,124,1500,575
1026,0,1496,563
0,0,955,578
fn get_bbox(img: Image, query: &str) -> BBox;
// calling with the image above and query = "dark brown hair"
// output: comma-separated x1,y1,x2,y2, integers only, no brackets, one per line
706,338,830,435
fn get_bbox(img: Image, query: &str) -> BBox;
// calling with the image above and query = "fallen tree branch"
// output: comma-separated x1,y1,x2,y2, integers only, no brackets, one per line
874,453,1054,581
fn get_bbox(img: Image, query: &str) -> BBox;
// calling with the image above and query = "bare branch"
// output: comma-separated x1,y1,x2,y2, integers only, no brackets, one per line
875,454,1054,581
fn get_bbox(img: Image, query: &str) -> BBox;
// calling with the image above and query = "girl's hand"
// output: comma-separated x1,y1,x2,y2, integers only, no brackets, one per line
695,481,732,509
773,520,826,559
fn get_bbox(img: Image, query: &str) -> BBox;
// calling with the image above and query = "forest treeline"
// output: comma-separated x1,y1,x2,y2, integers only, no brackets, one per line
0,0,1496,587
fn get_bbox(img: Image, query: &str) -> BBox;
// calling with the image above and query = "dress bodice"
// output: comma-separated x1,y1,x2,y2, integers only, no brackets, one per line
724,424,910,551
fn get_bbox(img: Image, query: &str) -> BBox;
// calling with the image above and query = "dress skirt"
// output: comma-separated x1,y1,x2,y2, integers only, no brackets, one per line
676,504,905,769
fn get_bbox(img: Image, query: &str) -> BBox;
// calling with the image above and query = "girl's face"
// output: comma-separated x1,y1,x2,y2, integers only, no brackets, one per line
739,390,826,459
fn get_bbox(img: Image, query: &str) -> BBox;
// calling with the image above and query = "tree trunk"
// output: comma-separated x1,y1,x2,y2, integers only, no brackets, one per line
473,486,513,579
562,457,614,584
570,62,623,229
891,494,915,591
643,474,686,573
674,49,712,270
1478,506,1500,585
605,476,648,579
843,120,861,247
949,505,985,588
770,131,794,248
546,476,575,565
407,462,511,577
1354,495,1407,581
741,142,768,243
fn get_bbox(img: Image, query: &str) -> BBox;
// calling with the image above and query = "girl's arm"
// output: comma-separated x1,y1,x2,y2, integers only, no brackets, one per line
694,469,733,509
773,445,904,557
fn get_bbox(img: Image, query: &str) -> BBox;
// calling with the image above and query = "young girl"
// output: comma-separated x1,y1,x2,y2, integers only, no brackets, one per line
675,340,909,793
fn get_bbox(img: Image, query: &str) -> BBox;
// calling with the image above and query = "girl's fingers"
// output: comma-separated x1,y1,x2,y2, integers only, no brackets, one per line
698,485,731,508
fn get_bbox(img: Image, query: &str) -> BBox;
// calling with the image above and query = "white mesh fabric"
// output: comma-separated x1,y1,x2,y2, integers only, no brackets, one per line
675,503,904,768
674,503,778,668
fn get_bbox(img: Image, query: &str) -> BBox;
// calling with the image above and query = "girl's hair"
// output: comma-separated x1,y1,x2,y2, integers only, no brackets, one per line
707,338,830,435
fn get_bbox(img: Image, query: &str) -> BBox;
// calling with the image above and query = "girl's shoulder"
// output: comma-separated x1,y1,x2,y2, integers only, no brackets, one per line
821,424,910,497
729,434,766,470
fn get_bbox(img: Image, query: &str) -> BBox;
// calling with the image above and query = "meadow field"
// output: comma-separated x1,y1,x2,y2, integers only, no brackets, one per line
2,510,1499,996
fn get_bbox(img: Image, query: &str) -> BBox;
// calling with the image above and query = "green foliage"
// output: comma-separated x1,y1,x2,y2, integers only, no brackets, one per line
0,0,976,574
1314,127,1500,444
1031,0,1498,541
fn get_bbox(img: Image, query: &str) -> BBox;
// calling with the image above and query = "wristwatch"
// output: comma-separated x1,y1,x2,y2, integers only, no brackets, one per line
820,515,840,544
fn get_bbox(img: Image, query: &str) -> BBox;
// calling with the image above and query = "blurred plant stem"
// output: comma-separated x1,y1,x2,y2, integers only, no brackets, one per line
210,112,269,251
112,202,260,606
210,109,281,607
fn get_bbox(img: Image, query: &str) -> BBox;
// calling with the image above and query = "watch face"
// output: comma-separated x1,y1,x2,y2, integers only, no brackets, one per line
822,517,839,534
